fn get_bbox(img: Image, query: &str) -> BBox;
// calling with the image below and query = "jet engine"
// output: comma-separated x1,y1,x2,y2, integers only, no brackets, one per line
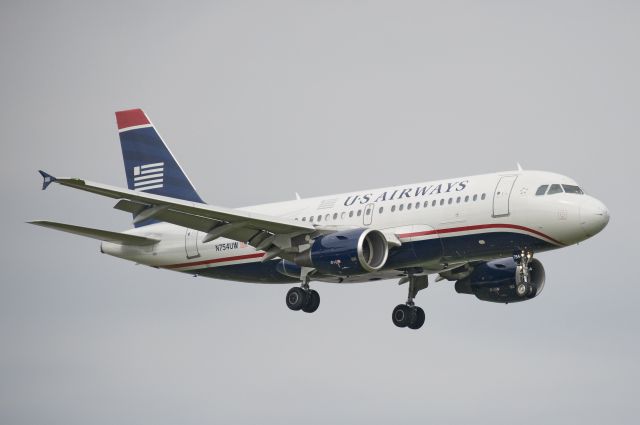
294,228,389,276
454,257,546,303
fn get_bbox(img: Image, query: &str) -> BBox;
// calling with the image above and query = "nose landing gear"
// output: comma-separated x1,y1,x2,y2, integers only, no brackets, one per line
392,273,428,330
514,248,534,297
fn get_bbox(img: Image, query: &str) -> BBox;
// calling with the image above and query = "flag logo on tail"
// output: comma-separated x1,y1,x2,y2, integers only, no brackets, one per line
133,162,164,191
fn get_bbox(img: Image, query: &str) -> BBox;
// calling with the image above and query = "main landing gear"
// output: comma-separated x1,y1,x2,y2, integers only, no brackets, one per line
285,269,320,314
392,273,428,330
513,248,535,297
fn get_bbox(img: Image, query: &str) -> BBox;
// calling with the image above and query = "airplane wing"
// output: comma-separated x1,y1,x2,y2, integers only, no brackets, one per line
29,220,160,246
37,171,316,259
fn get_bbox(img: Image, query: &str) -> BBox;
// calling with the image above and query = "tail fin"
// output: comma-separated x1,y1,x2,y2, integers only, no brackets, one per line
116,109,205,226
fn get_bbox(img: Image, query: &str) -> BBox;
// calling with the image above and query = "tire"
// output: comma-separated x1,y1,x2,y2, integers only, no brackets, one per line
408,306,425,330
302,290,320,313
286,287,307,311
392,304,412,328
516,283,528,297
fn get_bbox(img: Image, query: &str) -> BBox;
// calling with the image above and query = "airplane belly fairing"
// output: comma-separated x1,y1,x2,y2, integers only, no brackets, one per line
193,259,298,284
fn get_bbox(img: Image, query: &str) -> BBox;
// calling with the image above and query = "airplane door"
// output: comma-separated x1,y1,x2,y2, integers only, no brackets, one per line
493,175,518,217
363,203,375,226
185,228,200,259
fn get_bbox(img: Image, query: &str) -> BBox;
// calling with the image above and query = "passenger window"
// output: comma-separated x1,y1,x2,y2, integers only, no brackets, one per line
391,205,396,212
481,193,486,200
310,216,314,222
562,185,584,194
547,184,563,195
357,210,362,216
432,200,437,207
341,212,346,219
317,215,322,222
399,204,404,211
349,211,354,218
456,196,461,203
448,198,453,205
407,203,412,210
473,194,478,201
333,213,338,220
439,199,444,206
464,195,469,202
379,207,384,214
302,217,306,221
365,208,371,216
535,185,549,196
424,201,429,208
415,202,420,209
325,214,330,221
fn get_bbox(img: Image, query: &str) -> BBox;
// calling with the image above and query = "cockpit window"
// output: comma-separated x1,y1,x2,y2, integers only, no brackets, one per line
547,184,563,195
535,185,549,196
562,185,584,194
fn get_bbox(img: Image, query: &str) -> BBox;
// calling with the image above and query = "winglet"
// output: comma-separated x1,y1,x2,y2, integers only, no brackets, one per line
38,170,57,190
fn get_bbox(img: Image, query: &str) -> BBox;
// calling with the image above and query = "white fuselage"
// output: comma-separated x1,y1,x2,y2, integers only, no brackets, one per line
101,169,609,283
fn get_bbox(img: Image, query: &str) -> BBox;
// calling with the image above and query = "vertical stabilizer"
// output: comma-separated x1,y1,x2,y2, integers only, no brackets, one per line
116,108,205,226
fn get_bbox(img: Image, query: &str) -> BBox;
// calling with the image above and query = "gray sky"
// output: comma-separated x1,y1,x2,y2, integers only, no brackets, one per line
1,1,638,424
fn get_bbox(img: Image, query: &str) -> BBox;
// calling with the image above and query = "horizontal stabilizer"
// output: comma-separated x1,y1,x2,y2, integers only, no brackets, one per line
28,220,159,246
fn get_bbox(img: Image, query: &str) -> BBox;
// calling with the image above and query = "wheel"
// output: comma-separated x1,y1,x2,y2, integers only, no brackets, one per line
516,283,528,297
286,287,307,311
408,306,425,330
392,304,413,328
302,290,320,313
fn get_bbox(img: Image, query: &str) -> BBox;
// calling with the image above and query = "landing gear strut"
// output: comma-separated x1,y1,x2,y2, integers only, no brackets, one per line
286,268,320,313
514,248,534,297
392,273,428,330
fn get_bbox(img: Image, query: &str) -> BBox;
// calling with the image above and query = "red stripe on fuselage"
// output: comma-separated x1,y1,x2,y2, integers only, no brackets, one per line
163,252,264,269
397,223,564,246
161,223,563,270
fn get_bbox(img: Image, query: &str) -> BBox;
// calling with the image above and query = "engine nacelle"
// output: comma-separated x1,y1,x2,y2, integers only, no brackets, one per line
295,228,389,276
455,257,546,303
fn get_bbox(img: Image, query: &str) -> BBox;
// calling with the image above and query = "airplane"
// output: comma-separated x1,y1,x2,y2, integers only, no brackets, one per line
30,108,610,330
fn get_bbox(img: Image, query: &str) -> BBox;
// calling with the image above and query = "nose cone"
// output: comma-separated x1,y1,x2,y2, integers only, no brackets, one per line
580,197,610,238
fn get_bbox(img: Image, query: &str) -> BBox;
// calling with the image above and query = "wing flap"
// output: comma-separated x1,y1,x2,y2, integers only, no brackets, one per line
47,174,314,236
29,220,160,246
113,199,147,215
114,199,223,232
38,172,316,254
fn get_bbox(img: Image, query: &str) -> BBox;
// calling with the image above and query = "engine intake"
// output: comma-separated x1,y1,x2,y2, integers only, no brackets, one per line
455,257,546,303
295,228,389,276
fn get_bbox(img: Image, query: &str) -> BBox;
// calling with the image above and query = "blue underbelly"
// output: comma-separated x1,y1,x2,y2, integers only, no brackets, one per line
186,231,557,283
